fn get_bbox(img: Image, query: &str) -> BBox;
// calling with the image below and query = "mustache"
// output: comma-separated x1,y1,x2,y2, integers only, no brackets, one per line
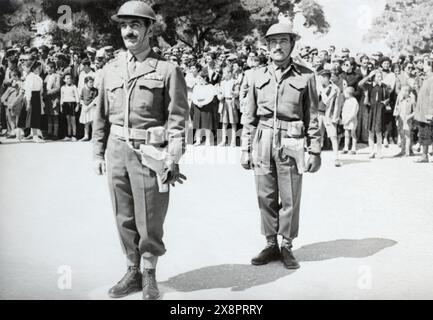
124,34,138,39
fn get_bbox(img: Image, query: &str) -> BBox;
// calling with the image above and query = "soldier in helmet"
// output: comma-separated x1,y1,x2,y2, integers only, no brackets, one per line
93,1,188,300
241,23,321,269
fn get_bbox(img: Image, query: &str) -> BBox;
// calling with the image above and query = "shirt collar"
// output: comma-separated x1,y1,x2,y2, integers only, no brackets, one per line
127,48,151,63
270,58,300,74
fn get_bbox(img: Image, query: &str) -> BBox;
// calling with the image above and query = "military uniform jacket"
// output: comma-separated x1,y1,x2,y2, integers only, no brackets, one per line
93,50,189,162
241,60,321,154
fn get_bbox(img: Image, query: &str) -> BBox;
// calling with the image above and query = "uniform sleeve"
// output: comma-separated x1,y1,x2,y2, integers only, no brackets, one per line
92,67,110,160
240,73,259,152
303,74,321,155
164,66,189,164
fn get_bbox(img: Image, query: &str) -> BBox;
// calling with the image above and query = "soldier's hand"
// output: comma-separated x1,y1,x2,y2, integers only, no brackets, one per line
93,159,106,175
306,154,321,173
240,151,253,170
164,162,187,187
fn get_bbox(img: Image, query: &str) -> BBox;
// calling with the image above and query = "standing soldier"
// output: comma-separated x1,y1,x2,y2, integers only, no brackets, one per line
241,23,321,269
93,1,188,300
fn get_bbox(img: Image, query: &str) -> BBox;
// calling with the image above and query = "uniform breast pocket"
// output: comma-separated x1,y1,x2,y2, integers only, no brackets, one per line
106,82,124,115
135,78,164,110
284,82,305,105
255,78,272,106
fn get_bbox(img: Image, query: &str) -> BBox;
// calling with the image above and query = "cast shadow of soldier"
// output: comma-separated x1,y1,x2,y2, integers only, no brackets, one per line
161,238,397,292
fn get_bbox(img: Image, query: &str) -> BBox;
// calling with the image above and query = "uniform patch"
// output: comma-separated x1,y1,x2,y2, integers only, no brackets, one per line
143,73,164,81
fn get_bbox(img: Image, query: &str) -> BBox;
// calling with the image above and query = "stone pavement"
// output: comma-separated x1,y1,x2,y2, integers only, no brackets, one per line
0,139,432,299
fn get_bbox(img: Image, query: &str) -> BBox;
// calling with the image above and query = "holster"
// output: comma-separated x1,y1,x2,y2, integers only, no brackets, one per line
139,144,170,193
280,137,306,175
280,121,306,175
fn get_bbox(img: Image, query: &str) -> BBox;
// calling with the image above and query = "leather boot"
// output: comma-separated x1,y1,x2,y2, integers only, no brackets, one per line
142,269,160,300
281,246,300,269
108,266,142,298
251,245,280,265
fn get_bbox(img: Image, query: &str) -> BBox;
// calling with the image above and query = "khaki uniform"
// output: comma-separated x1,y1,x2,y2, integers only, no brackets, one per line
241,60,321,241
93,50,188,264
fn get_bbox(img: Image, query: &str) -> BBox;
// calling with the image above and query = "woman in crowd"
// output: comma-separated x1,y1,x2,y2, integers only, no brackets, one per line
23,60,45,143
191,70,219,146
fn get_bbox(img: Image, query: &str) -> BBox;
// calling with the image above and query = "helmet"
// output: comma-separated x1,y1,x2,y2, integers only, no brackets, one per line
265,23,300,40
111,1,157,22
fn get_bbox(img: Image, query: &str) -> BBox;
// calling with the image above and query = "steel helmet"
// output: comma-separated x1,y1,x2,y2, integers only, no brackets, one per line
265,23,300,41
111,1,157,22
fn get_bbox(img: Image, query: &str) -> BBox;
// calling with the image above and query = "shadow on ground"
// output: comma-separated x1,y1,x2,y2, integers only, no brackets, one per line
161,238,397,292
340,159,371,166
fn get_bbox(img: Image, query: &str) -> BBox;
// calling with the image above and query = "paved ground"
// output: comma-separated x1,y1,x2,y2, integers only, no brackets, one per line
0,137,432,300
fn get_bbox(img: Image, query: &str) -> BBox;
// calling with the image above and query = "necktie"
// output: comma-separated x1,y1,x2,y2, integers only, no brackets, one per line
275,66,283,82
128,55,137,78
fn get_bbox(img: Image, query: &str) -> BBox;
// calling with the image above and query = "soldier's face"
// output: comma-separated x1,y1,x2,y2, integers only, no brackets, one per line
120,18,152,52
268,35,294,62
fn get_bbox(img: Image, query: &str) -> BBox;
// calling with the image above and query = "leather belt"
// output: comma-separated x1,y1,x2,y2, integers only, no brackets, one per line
110,124,148,141
259,117,305,138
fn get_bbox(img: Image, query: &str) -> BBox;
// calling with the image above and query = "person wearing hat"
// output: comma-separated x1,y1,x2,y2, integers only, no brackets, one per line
241,22,321,270
103,46,115,62
93,0,188,300
340,48,350,60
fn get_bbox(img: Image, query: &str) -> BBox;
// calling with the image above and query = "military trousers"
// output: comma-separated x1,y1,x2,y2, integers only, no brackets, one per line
106,135,169,265
252,126,302,240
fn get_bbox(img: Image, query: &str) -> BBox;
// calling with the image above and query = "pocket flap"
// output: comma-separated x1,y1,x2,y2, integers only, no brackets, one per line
138,79,164,89
106,79,124,91
255,78,271,89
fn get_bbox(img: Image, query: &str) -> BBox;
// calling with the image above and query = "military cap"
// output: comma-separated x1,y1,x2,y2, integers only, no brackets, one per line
6,48,19,57
414,55,424,63
317,69,332,77
227,54,238,61
86,47,97,54
341,48,350,53
331,55,343,63
265,23,300,40
81,58,91,65
112,1,157,22
104,46,114,52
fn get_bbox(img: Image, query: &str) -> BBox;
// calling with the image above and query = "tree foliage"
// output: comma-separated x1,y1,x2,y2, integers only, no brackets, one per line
365,0,433,54
3,0,330,52
0,0,44,45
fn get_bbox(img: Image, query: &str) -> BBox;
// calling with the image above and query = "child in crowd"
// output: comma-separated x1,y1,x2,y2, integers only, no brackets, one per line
217,67,239,147
44,61,61,139
359,70,390,159
60,73,80,141
78,76,98,141
341,86,359,154
77,59,95,94
1,69,23,140
317,69,342,167
394,85,415,156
